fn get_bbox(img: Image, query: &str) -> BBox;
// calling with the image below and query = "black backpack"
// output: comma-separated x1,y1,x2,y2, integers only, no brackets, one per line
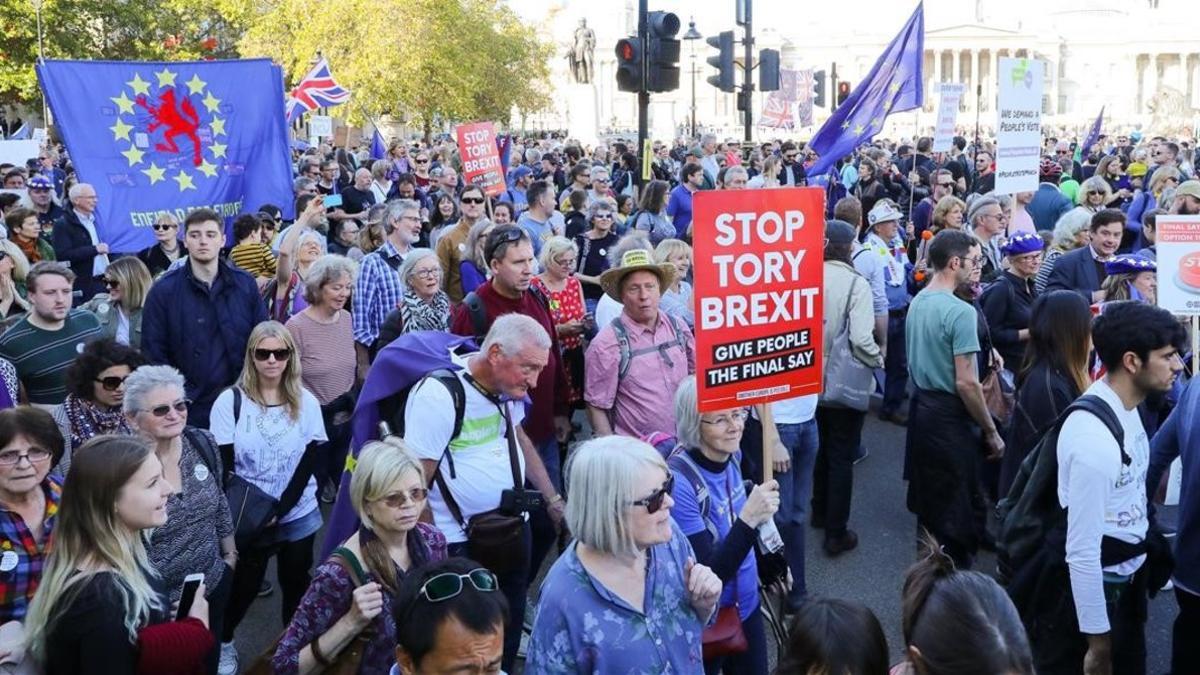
996,394,1126,574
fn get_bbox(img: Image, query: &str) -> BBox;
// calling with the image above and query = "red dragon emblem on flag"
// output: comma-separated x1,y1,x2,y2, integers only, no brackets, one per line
135,89,203,167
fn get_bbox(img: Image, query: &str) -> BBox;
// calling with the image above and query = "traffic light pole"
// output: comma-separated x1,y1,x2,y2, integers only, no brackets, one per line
741,1,753,143
637,0,649,164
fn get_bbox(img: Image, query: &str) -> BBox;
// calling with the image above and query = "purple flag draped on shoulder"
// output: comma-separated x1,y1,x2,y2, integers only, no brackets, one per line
807,3,924,178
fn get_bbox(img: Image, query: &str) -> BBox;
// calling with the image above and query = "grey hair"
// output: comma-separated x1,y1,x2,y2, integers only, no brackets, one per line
293,177,316,193
293,229,325,258
608,231,653,267
1052,208,1093,248
465,218,496,269
589,165,610,180
370,160,390,180
67,183,94,200
723,165,749,184
564,436,671,557
524,148,542,164
586,197,618,222
122,365,186,415
1080,175,1112,204
396,248,439,292
538,236,578,271
383,199,421,234
302,254,359,305
966,194,1001,226
674,378,703,449
701,133,718,147
480,313,550,357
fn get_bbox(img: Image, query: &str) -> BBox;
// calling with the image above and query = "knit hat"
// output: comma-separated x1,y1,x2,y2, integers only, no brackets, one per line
1104,254,1156,275
27,175,53,190
1000,232,1042,257
825,219,857,245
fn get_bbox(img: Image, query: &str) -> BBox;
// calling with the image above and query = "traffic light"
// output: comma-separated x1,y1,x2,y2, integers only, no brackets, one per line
812,69,826,107
615,37,643,93
758,49,780,92
645,11,681,92
837,81,851,106
706,31,736,93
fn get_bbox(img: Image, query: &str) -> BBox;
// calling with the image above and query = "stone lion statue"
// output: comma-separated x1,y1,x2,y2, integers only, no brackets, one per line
1146,87,1196,137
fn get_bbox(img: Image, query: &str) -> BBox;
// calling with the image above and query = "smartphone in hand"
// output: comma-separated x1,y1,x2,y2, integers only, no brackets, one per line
323,194,343,209
176,573,204,621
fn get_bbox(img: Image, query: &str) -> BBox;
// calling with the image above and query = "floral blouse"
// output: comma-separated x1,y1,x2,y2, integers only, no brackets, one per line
271,523,447,674
527,522,706,674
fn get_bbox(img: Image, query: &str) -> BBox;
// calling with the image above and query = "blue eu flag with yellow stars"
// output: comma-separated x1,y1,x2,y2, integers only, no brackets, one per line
37,59,294,252
807,3,925,179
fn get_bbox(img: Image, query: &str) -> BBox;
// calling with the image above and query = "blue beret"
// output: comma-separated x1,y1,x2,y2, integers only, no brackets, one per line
1104,254,1156,275
1000,232,1042,257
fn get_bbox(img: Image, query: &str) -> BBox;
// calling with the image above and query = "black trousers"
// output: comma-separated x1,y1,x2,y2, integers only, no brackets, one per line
221,533,316,642
1174,586,1200,675
1031,567,1147,675
812,405,864,538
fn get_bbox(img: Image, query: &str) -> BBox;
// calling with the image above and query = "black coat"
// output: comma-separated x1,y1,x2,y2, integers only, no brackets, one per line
980,272,1037,371
1043,245,1105,300
52,209,107,301
999,362,1079,496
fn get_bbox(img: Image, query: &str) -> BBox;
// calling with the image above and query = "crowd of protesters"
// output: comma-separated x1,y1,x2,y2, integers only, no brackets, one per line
0,124,1192,675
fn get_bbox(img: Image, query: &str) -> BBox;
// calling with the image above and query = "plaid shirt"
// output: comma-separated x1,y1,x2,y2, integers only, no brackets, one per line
352,241,406,347
0,474,61,622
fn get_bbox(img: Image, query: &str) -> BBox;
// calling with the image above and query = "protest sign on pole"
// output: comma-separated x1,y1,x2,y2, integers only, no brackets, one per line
1154,215,1200,315
692,187,825,412
931,83,964,152
994,58,1043,194
308,114,333,137
455,121,506,197
0,140,39,167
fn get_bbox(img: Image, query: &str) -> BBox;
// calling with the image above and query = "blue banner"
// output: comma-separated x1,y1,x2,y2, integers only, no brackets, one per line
37,59,294,251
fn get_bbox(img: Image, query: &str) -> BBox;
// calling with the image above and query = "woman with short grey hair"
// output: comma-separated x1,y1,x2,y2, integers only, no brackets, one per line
1035,208,1093,294
376,248,451,349
286,254,359,499
528,435,722,673
125,364,237,663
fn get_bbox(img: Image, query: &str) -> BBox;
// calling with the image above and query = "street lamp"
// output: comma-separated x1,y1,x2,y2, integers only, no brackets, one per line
683,18,702,138
30,0,48,127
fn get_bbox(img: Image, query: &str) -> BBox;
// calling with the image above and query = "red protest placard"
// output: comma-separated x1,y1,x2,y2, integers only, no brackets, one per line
455,121,506,197
692,187,825,412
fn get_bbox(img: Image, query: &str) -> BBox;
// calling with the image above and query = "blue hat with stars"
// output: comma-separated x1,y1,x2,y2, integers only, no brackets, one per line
1000,232,1042,257
1104,254,1156,275
27,175,54,191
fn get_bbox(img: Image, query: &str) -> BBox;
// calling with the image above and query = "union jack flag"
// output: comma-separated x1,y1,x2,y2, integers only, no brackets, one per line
285,58,350,123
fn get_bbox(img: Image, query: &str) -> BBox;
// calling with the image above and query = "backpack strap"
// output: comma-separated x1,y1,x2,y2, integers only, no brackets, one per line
667,451,719,541
329,546,368,587
184,427,225,490
610,316,633,380
614,313,687,382
463,292,488,342
422,371,468,484
1065,394,1128,465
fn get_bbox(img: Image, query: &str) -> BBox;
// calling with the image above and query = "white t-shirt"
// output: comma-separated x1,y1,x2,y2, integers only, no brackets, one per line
403,356,527,544
210,387,328,525
768,394,818,425
595,294,623,328
1056,378,1149,634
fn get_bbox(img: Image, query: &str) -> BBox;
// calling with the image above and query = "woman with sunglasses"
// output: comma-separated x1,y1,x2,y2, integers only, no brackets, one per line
135,213,183,277
273,438,446,674
1127,165,1181,230
532,237,587,409
81,256,152,348
376,249,450,349
0,239,31,320
210,321,327,673
529,435,722,674
668,378,779,675
573,198,620,315
124,365,236,671
51,338,144,475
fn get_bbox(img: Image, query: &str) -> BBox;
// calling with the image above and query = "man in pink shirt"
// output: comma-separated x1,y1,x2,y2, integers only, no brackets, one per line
585,249,695,438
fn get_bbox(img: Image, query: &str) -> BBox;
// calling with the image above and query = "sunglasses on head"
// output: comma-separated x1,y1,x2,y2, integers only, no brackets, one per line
253,348,292,362
418,568,499,604
485,227,523,260
95,375,128,391
378,487,429,508
143,399,189,417
632,473,675,514
152,223,176,231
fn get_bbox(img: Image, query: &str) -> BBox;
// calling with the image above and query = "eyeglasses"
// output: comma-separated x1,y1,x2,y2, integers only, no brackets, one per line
594,178,610,184
0,252,8,263
104,278,119,289
1164,177,1180,184
701,409,750,428
415,158,430,164
418,568,500,604
554,257,578,267
460,197,486,205
937,182,954,188
142,399,190,418
409,267,442,279
593,213,614,220
1087,190,1105,196
253,348,292,362
0,447,52,467
631,474,675,514
377,487,429,508
152,223,177,231
95,375,128,391
1056,150,1071,156
959,255,985,267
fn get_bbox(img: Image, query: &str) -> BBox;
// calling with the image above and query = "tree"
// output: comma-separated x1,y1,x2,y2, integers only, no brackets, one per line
238,0,552,140
0,0,253,106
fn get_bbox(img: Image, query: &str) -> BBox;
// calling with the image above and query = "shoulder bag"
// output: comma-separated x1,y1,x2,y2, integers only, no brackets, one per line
821,275,875,411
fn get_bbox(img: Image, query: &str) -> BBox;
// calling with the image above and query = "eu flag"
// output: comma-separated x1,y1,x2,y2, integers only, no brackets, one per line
370,129,387,161
37,59,294,252
807,3,924,178
1081,106,1104,159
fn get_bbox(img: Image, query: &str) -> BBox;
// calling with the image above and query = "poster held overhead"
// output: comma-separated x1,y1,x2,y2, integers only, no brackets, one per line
692,187,825,412
931,83,965,153
994,57,1044,195
455,121,506,198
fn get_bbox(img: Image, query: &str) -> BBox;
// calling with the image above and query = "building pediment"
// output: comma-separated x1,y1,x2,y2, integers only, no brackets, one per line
927,23,1022,39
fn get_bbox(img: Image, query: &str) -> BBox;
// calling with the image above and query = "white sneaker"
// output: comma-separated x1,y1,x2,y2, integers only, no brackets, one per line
218,642,238,675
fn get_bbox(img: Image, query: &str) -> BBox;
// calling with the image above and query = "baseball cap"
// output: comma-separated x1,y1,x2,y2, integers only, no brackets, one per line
1173,180,1200,202
510,165,533,181
687,146,704,158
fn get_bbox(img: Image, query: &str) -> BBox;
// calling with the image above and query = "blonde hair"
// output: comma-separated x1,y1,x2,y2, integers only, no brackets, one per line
25,436,164,662
104,256,153,311
931,195,967,232
564,436,670,557
1148,166,1182,196
537,236,578,272
351,437,426,593
1077,175,1112,206
0,239,31,282
653,238,692,265
238,321,304,421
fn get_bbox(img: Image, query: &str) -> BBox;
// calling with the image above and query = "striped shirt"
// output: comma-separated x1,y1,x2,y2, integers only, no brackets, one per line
351,241,406,347
285,310,356,405
229,242,277,279
0,310,101,404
